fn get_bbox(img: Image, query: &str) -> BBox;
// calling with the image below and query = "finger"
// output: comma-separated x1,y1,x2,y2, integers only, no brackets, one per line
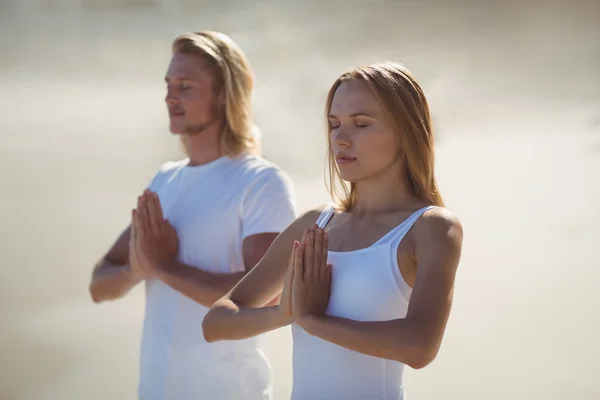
166,220,176,238
145,192,162,238
131,210,136,234
151,193,170,238
304,230,314,282
286,241,296,283
313,228,323,284
133,206,141,238
293,240,304,283
130,210,137,244
138,196,152,240
300,228,309,246
321,231,329,281
298,228,309,263
135,208,147,245
136,195,146,233
296,229,308,281
288,239,297,264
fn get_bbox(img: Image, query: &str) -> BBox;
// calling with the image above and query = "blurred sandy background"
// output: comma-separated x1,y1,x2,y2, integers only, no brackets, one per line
1,1,599,399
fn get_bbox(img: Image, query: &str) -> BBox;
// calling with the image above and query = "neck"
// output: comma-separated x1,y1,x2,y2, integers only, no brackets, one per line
181,122,223,166
352,165,420,215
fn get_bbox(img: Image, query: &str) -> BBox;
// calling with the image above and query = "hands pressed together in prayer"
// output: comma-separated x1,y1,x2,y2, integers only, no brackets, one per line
130,190,178,279
278,225,332,328
130,190,331,323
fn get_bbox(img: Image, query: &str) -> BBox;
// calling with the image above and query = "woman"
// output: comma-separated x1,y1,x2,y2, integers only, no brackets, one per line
202,61,464,399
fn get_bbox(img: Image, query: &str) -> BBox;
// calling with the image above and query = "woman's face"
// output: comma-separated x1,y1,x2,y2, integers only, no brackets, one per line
328,79,402,183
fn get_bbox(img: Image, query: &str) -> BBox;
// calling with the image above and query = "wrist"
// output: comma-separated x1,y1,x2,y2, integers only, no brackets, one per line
273,305,293,328
152,261,172,280
124,266,145,283
297,313,319,334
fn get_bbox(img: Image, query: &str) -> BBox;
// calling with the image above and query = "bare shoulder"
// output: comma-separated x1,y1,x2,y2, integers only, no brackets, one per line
419,207,462,238
290,204,331,233
414,207,463,261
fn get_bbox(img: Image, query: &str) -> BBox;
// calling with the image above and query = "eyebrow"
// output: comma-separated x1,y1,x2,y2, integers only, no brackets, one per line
328,112,376,119
164,76,192,83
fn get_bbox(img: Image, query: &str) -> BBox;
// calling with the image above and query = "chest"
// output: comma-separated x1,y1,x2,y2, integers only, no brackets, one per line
153,171,244,261
325,246,411,322
325,214,415,253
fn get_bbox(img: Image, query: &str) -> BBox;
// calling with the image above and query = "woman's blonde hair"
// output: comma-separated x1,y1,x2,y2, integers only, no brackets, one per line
172,30,258,156
325,61,444,211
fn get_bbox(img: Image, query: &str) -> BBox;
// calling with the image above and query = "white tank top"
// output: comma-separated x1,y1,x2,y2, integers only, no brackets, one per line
291,205,434,400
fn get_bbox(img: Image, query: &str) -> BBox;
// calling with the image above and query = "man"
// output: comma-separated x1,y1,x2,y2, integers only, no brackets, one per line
89,31,296,400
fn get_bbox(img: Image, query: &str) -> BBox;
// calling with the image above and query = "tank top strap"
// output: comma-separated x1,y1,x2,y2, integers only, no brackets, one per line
315,205,335,229
376,205,437,247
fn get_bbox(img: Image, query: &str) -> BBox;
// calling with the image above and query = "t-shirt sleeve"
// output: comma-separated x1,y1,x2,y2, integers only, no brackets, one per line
240,167,297,240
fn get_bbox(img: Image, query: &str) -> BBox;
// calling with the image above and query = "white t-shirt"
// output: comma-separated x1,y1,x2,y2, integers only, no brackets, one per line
138,154,296,400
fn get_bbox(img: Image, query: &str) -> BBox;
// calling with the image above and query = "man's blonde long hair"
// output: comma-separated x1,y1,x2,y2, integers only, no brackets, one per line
172,31,258,156
325,62,444,211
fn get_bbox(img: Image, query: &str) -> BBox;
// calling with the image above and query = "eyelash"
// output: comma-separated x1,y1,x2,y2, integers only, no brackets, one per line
166,84,190,91
329,122,369,129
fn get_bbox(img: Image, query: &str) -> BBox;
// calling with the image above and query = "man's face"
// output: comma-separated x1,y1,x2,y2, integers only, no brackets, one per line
164,53,220,135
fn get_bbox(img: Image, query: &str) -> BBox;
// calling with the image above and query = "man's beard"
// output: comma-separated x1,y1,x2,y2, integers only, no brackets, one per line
184,106,222,135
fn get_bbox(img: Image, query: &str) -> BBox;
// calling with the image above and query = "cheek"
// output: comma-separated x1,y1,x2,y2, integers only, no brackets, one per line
357,129,399,167
182,93,213,117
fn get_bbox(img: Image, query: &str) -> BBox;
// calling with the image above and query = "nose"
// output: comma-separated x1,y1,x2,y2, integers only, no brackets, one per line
165,89,178,105
331,125,351,147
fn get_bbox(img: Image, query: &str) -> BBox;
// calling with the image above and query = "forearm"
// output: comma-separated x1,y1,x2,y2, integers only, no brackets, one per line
154,261,247,307
202,299,287,342
301,315,434,369
89,260,141,303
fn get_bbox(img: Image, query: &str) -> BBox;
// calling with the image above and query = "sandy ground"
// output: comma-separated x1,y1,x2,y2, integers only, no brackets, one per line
1,1,599,399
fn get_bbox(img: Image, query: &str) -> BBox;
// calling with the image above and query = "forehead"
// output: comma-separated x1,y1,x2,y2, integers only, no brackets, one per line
166,52,212,82
329,79,381,116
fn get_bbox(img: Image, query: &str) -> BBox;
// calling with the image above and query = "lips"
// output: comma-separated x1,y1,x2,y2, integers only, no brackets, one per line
336,155,357,164
169,110,184,117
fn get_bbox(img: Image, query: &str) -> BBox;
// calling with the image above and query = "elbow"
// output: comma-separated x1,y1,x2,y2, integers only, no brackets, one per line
202,299,237,343
203,330,216,343
405,350,436,370
396,331,440,369
201,311,220,343
89,279,123,304
201,320,215,343
401,337,440,370
89,282,104,304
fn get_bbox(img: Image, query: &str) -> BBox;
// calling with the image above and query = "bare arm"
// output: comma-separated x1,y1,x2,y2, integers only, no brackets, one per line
89,226,142,303
153,232,280,307
298,209,463,369
202,209,323,342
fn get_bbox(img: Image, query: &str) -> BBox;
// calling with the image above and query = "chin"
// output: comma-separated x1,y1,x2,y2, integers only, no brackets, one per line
169,124,185,135
337,171,361,183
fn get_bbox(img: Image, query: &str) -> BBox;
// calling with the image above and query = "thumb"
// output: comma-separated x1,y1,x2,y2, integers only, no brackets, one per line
165,220,177,237
287,251,295,284
285,242,296,285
